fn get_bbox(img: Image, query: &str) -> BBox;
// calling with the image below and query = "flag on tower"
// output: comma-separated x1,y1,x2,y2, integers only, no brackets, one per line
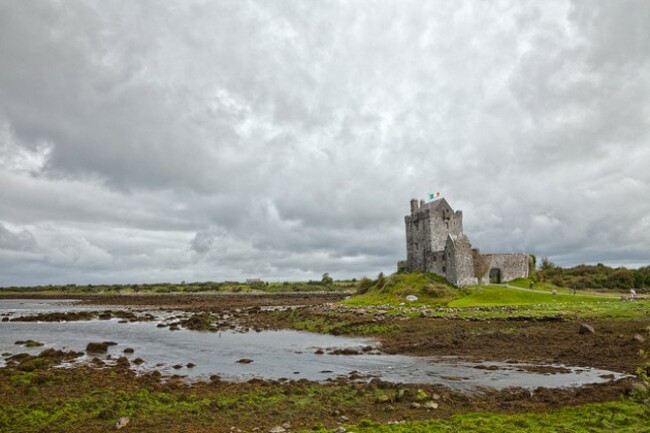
429,192,441,200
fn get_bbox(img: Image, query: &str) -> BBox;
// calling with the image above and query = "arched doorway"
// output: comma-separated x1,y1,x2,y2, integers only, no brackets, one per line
489,268,502,284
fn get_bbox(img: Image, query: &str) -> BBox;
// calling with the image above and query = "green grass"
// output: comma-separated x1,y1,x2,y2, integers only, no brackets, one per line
448,285,610,307
342,273,463,307
314,400,649,433
339,273,650,320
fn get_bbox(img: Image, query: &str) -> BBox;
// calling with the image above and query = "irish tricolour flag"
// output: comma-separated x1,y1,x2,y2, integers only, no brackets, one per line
429,192,441,200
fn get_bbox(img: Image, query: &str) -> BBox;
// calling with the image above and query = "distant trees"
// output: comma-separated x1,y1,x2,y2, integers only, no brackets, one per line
537,262,649,290
321,273,333,285
540,257,557,271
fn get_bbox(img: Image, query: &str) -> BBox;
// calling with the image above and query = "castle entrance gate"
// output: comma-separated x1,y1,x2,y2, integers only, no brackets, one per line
489,268,502,284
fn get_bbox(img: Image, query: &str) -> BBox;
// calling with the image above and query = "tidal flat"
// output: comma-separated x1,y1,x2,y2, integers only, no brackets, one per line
1,293,649,432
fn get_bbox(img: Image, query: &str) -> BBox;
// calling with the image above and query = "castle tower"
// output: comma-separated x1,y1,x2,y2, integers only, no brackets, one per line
403,198,463,274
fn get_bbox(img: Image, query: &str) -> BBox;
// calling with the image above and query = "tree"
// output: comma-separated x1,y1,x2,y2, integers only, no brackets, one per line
321,273,333,285
607,268,635,289
540,257,556,271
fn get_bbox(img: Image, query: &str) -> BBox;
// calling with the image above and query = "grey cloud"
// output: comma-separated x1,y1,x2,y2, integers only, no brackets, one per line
0,223,37,252
0,0,648,286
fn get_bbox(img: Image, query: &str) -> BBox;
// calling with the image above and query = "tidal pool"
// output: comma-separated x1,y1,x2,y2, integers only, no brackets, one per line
0,299,629,391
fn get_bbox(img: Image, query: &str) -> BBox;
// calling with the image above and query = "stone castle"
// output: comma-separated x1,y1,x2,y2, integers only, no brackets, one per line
398,198,530,286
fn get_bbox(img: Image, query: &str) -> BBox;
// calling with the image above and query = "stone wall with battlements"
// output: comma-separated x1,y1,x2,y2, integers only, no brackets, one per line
404,198,462,273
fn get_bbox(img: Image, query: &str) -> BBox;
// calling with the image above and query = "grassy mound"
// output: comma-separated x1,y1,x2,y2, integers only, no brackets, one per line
342,272,463,306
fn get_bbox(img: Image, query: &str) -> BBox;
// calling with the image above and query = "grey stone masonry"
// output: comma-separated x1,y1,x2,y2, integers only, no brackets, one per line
400,198,529,286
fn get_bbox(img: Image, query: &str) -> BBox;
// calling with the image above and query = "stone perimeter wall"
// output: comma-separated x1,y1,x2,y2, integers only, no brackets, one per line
480,253,530,283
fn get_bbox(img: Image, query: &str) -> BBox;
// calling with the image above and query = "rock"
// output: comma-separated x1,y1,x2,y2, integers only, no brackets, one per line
423,401,439,409
172,364,183,369
335,427,346,433
116,356,130,367
410,402,421,409
579,324,595,335
415,389,428,401
115,416,130,429
236,358,254,364
86,342,109,353
132,358,144,365
123,348,135,354
432,393,441,400
633,333,645,343
375,394,391,403
268,427,286,433
186,362,196,368
405,295,419,302
282,422,291,429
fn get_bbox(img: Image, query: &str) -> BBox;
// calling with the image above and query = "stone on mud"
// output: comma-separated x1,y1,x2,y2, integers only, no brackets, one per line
423,401,439,409
579,324,595,335
86,342,109,353
115,416,130,429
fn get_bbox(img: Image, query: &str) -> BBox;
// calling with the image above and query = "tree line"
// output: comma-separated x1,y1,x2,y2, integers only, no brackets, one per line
537,259,650,290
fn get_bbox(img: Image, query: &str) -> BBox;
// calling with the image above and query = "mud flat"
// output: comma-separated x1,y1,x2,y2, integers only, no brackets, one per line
1,293,648,432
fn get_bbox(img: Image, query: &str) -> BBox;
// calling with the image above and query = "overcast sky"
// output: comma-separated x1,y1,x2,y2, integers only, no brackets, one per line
1,1,649,286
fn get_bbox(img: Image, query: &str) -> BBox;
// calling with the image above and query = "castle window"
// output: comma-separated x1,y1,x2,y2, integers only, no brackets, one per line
445,221,449,229
433,256,436,262
442,266,446,273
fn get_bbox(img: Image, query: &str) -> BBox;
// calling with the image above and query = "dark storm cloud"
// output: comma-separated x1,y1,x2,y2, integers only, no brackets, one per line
0,0,648,286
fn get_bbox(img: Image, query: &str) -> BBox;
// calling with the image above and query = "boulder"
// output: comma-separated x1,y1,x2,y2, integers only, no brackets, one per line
633,333,645,343
415,389,429,401
375,394,391,403
423,401,439,409
579,324,595,335
115,416,130,430
86,342,109,353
